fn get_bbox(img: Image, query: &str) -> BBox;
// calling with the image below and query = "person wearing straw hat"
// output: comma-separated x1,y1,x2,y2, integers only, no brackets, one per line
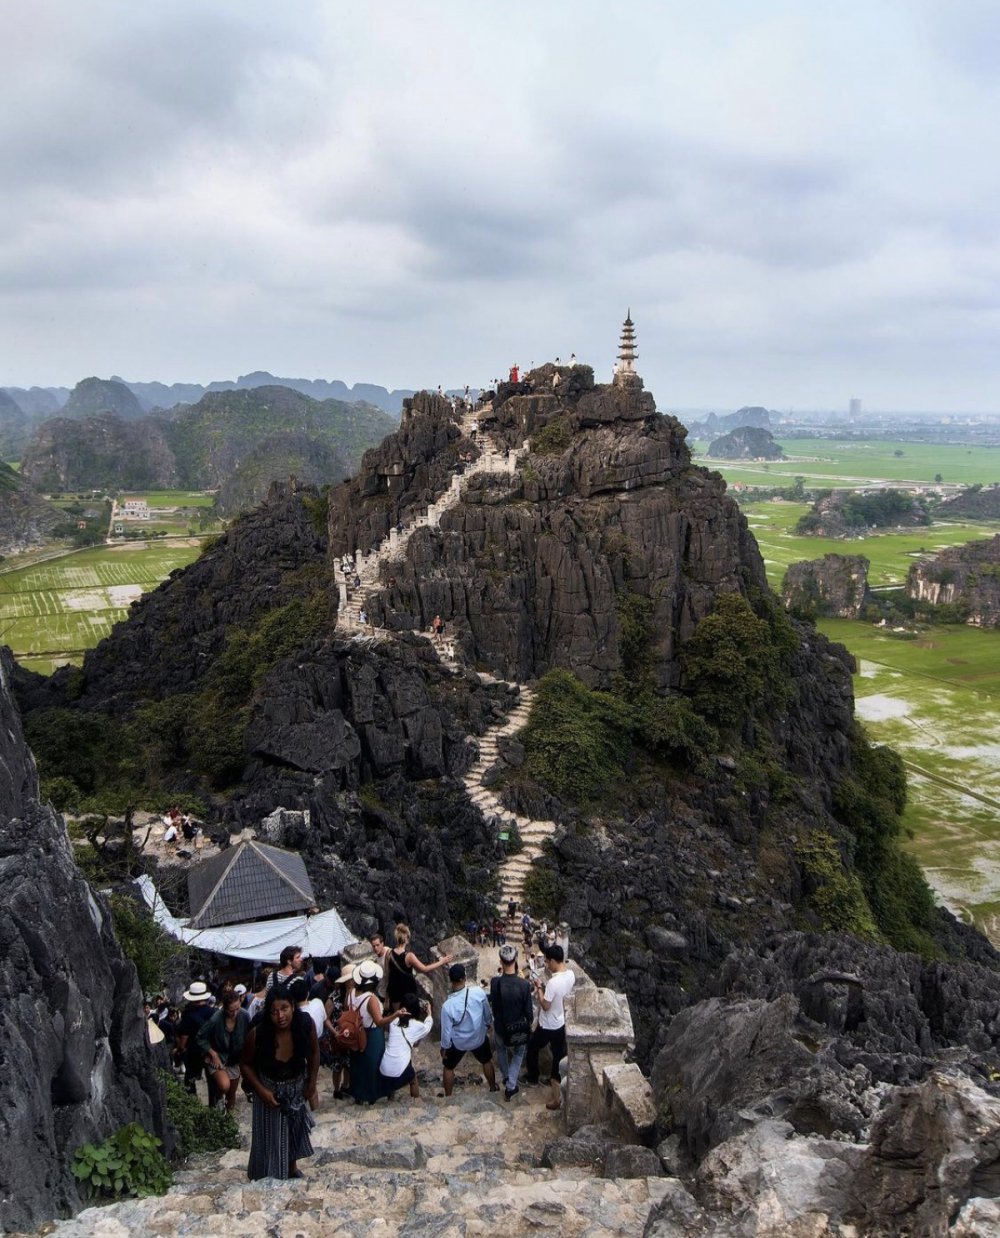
176,981,215,1097
345,960,402,1105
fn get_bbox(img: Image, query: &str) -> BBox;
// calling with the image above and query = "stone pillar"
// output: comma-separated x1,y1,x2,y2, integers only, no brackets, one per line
428,934,478,1030
564,984,636,1135
338,581,348,611
389,527,399,551
555,921,571,960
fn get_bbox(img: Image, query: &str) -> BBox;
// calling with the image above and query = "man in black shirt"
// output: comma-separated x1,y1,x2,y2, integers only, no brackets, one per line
489,944,534,1100
176,981,215,1097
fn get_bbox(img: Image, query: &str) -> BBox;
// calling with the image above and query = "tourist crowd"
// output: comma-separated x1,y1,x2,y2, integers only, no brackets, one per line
149,921,575,1182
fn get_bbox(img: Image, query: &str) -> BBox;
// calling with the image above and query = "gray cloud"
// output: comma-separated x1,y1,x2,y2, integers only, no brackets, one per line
2,0,1000,409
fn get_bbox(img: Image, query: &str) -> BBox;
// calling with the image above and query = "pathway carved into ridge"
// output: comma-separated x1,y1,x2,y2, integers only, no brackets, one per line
335,406,558,918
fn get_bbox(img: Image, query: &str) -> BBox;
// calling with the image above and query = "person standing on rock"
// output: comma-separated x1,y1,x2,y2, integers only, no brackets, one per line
346,961,400,1105
176,981,215,1097
490,944,533,1100
385,923,452,1011
327,965,354,1099
197,989,249,1112
524,944,575,1111
439,963,498,1097
379,992,434,1100
241,986,319,1180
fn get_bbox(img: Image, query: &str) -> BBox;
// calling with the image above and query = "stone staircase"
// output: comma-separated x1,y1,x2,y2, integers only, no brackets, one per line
335,403,560,922
51,1051,671,1237
459,682,560,916
337,409,519,635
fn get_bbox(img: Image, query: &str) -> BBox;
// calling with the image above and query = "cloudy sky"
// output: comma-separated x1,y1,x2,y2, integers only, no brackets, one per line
3,1,1000,411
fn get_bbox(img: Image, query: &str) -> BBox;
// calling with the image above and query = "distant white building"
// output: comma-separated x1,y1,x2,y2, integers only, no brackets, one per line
122,499,150,519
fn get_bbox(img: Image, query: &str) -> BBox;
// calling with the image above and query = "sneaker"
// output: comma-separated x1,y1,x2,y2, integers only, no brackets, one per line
504,1087,519,1101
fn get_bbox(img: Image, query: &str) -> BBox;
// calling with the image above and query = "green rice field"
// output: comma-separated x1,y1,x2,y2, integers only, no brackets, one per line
692,436,1000,489
743,500,1000,589
0,540,202,674
818,619,1000,941
126,490,216,508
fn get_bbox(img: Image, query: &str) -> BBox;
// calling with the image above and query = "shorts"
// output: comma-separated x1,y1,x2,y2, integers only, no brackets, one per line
442,1039,493,1071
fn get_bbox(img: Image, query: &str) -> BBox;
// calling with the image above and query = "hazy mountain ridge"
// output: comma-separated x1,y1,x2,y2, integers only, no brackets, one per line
19,385,395,503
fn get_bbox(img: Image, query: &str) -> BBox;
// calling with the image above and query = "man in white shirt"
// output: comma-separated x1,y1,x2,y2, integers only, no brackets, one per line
524,944,575,1111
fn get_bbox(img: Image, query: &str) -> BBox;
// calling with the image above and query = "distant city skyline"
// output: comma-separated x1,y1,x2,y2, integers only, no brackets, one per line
4,2,1000,412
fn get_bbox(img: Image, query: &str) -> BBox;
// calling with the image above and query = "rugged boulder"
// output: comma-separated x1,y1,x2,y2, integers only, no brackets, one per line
782,554,871,618
936,482,1000,520
32,480,329,714
0,650,163,1233
908,533,1000,626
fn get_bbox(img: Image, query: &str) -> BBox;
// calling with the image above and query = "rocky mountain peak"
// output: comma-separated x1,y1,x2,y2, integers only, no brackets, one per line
329,371,758,689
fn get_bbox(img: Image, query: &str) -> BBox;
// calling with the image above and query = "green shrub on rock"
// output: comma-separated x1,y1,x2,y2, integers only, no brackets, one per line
794,831,880,940
521,669,632,803
162,1073,240,1161
72,1123,171,1200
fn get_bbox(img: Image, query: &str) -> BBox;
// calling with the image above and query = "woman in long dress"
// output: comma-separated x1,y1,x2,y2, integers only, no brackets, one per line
346,961,399,1105
241,987,319,1180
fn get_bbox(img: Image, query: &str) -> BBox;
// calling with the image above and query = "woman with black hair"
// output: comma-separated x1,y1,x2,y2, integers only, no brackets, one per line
379,992,434,1100
241,986,319,1180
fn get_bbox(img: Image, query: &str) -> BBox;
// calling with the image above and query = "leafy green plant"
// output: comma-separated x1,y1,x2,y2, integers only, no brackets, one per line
680,591,796,731
72,1123,172,1200
521,669,633,803
108,894,185,995
530,416,572,456
162,1072,240,1160
521,865,561,920
794,831,880,941
833,724,940,956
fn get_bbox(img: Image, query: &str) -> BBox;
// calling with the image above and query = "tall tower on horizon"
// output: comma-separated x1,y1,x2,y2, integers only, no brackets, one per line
614,309,642,389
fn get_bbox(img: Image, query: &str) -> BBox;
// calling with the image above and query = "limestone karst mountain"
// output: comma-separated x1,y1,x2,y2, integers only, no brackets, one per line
706,425,785,460
62,376,146,421
908,532,1000,625
20,412,177,490
12,338,1000,1232
18,384,395,505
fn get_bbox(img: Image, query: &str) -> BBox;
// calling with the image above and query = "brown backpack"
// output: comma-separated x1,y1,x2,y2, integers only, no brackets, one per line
336,998,368,1052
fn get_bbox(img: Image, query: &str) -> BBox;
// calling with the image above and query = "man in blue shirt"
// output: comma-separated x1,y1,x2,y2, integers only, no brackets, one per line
439,963,498,1096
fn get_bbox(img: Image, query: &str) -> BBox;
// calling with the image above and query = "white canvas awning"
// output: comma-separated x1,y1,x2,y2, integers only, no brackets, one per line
134,874,358,961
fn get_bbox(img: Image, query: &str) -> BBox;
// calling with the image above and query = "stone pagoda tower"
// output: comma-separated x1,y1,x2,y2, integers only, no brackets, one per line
613,309,642,389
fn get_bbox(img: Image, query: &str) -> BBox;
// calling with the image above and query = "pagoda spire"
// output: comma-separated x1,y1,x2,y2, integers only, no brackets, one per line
614,309,640,387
